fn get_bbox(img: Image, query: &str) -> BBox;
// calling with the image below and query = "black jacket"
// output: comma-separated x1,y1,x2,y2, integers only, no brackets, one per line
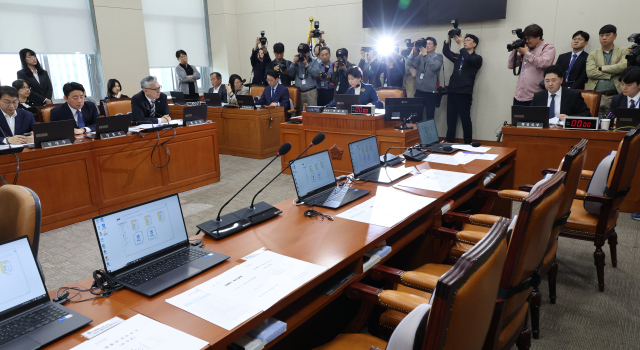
608,93,637,117
50,101,99,131
530,87,591,116
131,91,170,123
17,68,54,100
265,59,293,85
0,109,36,144
251,49,272,85
443,45,483,94
556,51,588,89
358,58,388,88
207,84,228,103
383,57,405,88
331,61,356,94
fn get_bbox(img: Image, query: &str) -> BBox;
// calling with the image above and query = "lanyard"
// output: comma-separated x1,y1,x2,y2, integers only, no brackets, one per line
604,47,614,66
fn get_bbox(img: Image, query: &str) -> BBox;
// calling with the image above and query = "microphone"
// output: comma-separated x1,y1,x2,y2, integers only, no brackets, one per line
382,146,412,166
471,141,481,147
249,133,325,209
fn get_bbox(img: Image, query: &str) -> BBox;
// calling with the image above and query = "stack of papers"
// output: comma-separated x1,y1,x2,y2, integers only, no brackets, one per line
451,145,492,153
452,152,499,164
395,169,474,193
0,144,25,150
423,154,461,165
166,251,326,330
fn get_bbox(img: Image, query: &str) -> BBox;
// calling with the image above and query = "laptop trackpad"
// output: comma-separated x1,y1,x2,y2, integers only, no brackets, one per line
5,336,40,350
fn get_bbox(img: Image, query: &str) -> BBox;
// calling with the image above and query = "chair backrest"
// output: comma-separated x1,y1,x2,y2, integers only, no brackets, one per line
376,87,406,103
0,185,42,258
37,103,62,123
250,85,266,99
606,124,640,209
287,85,301,113
103,98,133,117
484,171,566,349
420,218,510,350
578,90,602,118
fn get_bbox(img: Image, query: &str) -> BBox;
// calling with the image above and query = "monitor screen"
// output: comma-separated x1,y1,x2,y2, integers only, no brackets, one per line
349,136,381,174
93,195,188,274
417,120,439,145
290,151,335,197
0,237,47,316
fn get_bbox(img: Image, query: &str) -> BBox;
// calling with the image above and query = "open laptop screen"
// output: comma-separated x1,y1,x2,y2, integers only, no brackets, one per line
0,237,47,316
417,119,439,145
291,151,335,198
349,136,380,174
93,194,188,274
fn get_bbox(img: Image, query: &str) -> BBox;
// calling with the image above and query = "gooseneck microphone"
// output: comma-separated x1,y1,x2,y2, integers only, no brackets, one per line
250,133,325,209
382,146,412,166
215,142,291,221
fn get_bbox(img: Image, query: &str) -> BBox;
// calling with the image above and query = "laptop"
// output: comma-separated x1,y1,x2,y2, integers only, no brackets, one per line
203,92,222,107
170,92,200,105
0,236,92,349
348,136,412,183
86,114,130,139
236,95,257,109
92,194,229,297
615,108,640,129
334,94,360,111
32,120,75,148
511,106,550,128
290,150,370,209
416,119,456,154
182,105,207,126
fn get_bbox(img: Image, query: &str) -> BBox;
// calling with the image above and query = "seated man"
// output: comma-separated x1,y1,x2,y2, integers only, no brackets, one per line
50,82,98,134
257,70,290,110
531,65,591,120
208,72,227,103
131,76,172,124
0,86,36,144
608,66,640,117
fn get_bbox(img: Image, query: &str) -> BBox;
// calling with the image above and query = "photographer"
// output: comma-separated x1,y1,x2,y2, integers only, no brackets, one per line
317,47,334,106
443,32,482,144
358,48,387,88
308,31,328,63
508,24,556,106
250,37,272,85
289,43,319,109
332,48,355,94
383,51,405,88
265,43,292,85
407,37,443,121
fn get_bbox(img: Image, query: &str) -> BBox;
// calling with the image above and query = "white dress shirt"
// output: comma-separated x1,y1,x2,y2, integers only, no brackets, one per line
211,85,220,93
31,69,40,84
2,109,17,144
547,88,562,119
67,105,91,132
627,91,640,109
354,86,361,95
145,95,164,123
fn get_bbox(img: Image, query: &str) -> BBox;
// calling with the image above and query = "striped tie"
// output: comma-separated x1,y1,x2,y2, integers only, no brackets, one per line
150,100,156,117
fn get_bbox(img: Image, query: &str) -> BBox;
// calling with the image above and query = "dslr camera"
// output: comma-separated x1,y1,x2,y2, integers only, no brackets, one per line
259,31,267,45
448,19,461,38
507,28,526,52
297,43,308,63
626,33,640,67
311,21,324,38
336,48,347,68
277,62,287,72
414,38,427,49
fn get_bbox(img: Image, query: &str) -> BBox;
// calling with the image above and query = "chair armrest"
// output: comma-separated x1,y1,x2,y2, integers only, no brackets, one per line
542,168,558,175
468,214,502,227
496,189,529,202
378,290,431,314
345,282,385,305
581,170,593,180
287,109,297,114
583,193,613,204
442,212,472,224
370,266,439,293
575,189,587,200
519,185,534,192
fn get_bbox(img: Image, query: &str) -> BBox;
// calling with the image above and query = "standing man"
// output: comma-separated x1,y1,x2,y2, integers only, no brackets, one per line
0,86,36,144
556,31,590,89
332,48,355,95
131,76,171,124
586,24,629,116
443,33,483,144
531,65,591,120
404,48,417,97
175,50,201,96
407,37,443,121
208,72,227,103
289,44,319,109
508,24,556,106
257,70,290,110
50,82,99,135
316,47,334,106
265,43,292,85
359,49,387,88
251,38,272,85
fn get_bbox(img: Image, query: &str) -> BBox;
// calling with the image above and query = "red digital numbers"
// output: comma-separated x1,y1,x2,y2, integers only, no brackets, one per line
569,119,592,128
353,106,370,114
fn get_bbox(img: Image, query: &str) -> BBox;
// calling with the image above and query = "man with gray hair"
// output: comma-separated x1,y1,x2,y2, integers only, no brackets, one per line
130,76,171,123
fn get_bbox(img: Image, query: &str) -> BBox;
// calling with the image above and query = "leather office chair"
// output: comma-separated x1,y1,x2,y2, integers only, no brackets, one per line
371,172,566,350
286,85,301,120
103,98,132,117
36,103,62,123
579,90,602,118
315,217,510,350
375,87,406,103
250,85,266,99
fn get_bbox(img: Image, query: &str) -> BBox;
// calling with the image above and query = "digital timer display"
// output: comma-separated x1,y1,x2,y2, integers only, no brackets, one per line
563,116,600,130
351,105,374,115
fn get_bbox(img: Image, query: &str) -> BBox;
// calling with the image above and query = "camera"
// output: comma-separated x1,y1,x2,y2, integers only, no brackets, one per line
507,28,526,52
297,54,306,62
626,33,640,67
336,48,347,59
277,62,287,72
259,31,267,45
448,19,461,38
311,21,324,38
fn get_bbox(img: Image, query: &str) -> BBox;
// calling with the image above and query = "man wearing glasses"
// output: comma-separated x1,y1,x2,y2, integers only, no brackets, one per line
0,86,36,144
50,82,99,135
556,31,590,89
131,76,172,124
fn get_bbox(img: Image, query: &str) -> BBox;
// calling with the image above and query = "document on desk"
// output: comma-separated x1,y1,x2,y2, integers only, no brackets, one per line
452,152,499,164
166,251,327,330
0,144,25,150
396,169,474,193
337,187,436,227
71,314,207,350
451,145,491,153
423,154,461,165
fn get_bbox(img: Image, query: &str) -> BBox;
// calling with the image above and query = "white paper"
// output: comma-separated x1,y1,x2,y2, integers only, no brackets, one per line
0,144,25,150
337,187,436,227
451,145,491,153
423,154,461,165
71,314,207,350
166,251,326,330
453,152,499,164
396,169,474,193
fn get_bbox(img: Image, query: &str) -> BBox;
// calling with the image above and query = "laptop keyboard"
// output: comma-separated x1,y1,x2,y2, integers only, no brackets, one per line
0,305,67,346
305,186,349,205
118,248,208,286
358,169,381,181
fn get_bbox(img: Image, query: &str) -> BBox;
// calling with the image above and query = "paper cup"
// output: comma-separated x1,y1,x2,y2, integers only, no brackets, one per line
601,119,610,130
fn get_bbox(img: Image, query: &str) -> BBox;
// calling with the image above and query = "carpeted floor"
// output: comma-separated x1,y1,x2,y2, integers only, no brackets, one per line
38,155,640,349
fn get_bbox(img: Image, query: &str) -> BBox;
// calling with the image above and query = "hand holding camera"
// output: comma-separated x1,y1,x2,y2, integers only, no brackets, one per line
259,31,267,46
506,29,526,52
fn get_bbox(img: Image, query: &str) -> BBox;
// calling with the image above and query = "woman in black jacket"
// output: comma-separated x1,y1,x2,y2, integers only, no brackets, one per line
12,79,46,112
17,48,53,103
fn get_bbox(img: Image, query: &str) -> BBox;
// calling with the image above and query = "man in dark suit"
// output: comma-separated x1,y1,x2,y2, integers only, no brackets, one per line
608,66,640,117
208,72,227,103
531,65,591,119
50,82,99,134
555,31,590,89
0,86,36,144
257,70,290,110
131,76,172,124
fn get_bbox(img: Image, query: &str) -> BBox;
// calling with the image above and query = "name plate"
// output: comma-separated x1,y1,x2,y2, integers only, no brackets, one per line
323,109,349,115
99,131,127,139
186,119,206,126
41,139,73,149
306,106,324,113
240,105,255,110
516,121,544,128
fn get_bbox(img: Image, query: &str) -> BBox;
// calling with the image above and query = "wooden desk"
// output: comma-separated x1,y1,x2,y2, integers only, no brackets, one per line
0,124,220,231
280,112,418,175
55,147,515,350
501,125,640,212
169,105,285,159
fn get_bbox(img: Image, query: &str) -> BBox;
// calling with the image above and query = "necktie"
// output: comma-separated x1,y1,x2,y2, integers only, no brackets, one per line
565,54,577,80
271,88,275,99
76,110,85,128
549,94,556,119
630,99,637,109
150,100,156,117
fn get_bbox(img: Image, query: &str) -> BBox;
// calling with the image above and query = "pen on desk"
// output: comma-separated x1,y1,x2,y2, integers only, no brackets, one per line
463,152,484,155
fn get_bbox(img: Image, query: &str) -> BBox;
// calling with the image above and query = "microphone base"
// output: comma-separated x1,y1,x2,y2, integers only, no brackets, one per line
197,202,282,240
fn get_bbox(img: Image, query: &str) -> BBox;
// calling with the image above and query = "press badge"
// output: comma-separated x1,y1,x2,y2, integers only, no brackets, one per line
302,79,306,85
420,73,424,79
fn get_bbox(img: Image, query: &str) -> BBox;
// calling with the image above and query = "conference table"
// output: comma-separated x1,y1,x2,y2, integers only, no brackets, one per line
44,145,516,350
0,123,220,232
501,125,640,212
